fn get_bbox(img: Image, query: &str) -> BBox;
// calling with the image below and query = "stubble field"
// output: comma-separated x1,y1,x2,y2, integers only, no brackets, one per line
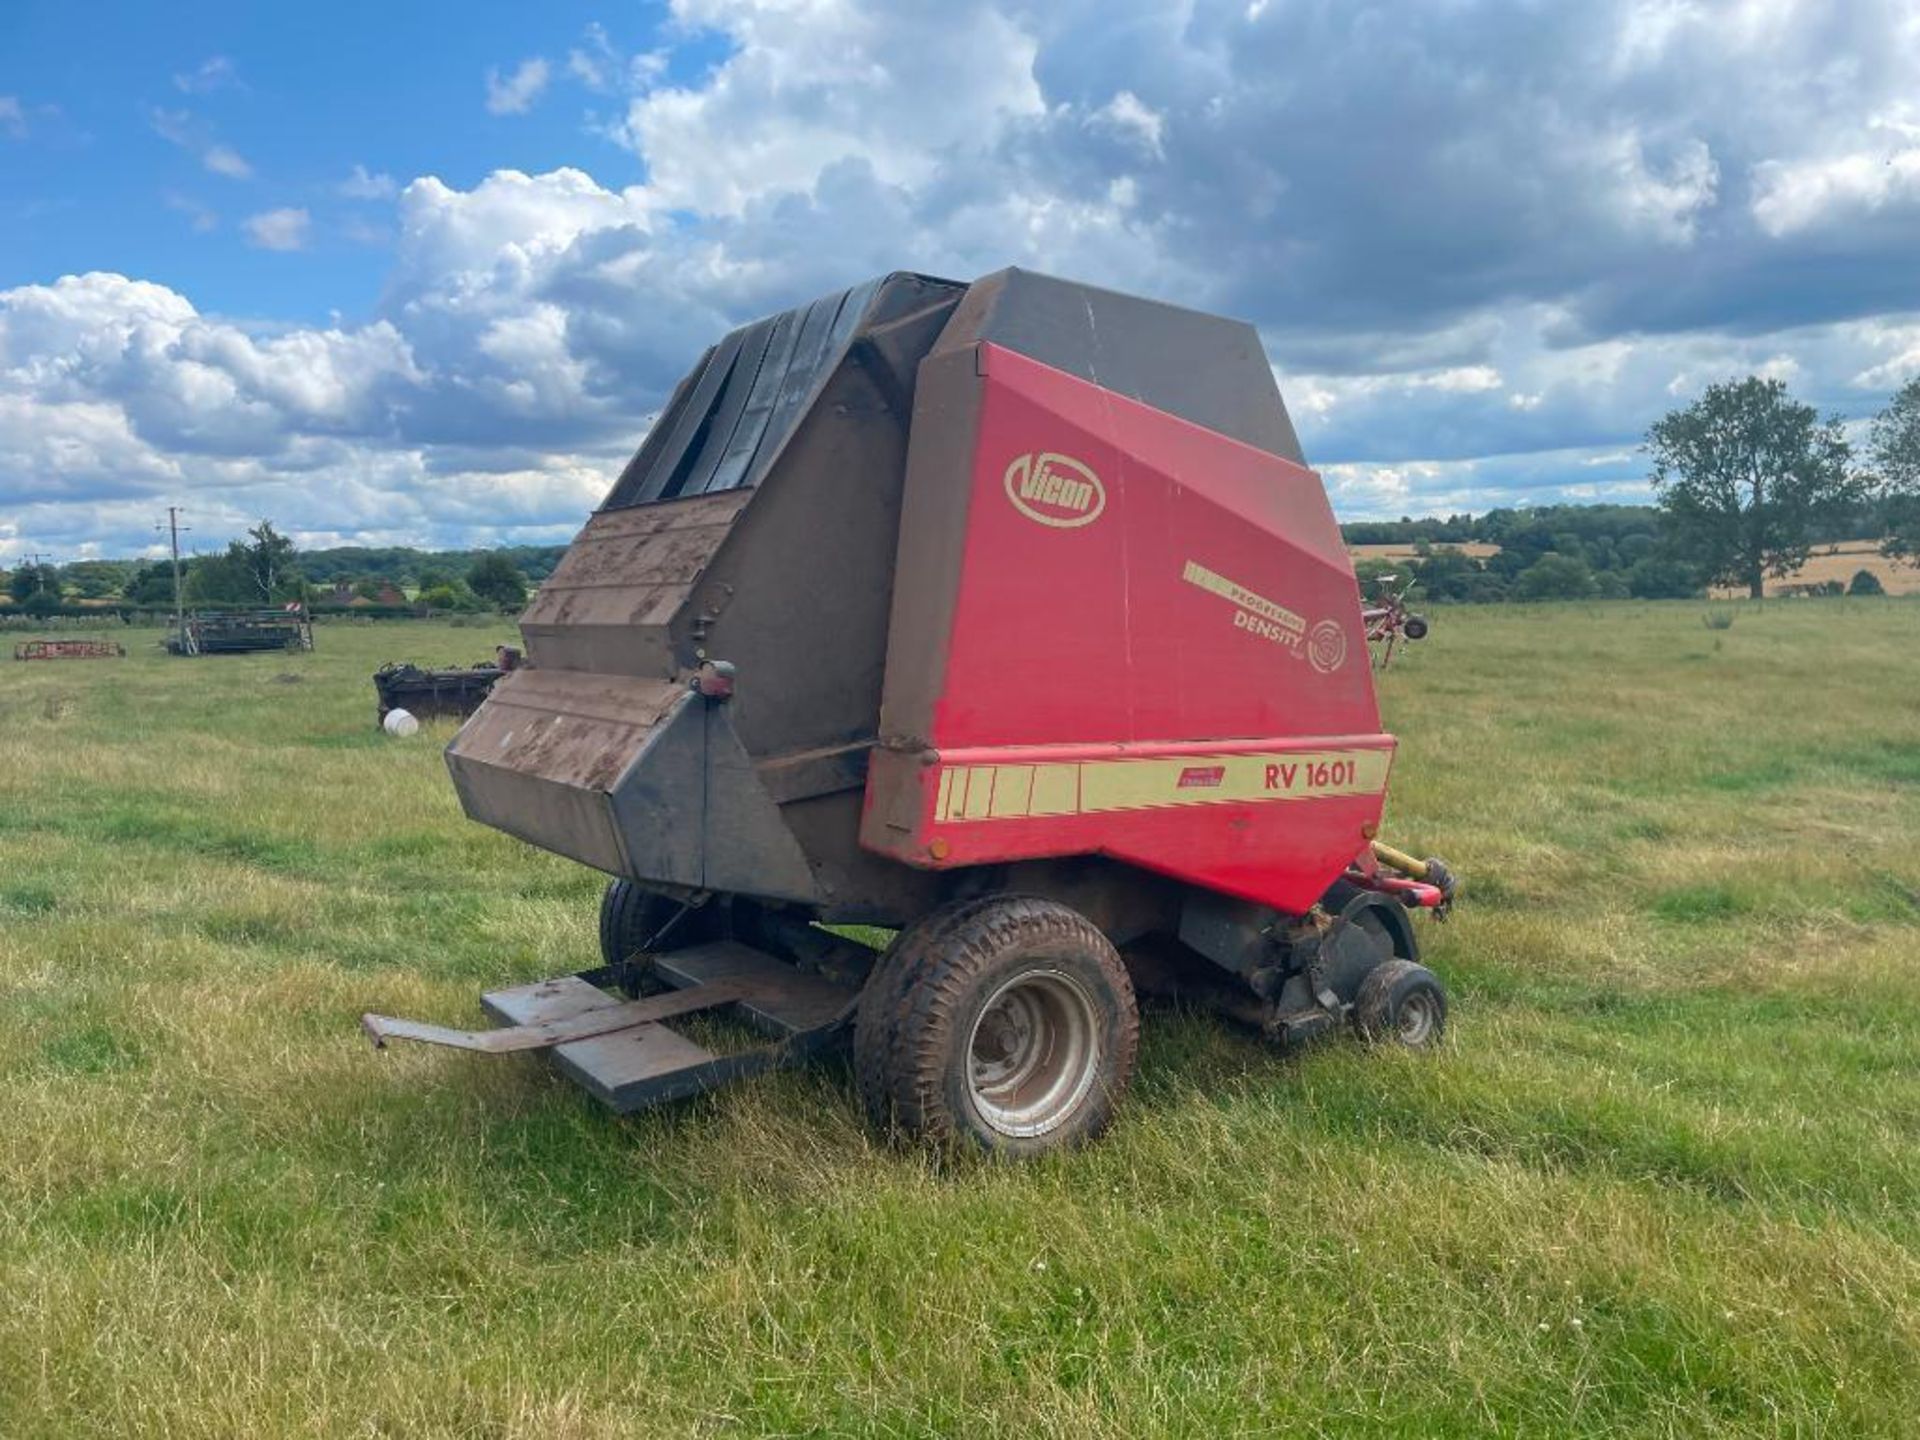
1,601,1917,1437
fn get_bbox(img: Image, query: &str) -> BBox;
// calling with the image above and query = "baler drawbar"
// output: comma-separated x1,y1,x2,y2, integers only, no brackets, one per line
364,267,1457,1155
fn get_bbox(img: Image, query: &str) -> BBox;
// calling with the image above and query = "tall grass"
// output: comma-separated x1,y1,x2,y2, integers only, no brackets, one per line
1,603,1917,1436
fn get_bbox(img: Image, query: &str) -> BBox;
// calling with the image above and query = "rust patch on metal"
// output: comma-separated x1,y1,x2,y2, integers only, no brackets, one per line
14,639,126,660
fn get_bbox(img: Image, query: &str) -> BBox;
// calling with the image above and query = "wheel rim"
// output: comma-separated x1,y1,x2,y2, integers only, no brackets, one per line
966,969,1101,1139
1396,989,1439,1046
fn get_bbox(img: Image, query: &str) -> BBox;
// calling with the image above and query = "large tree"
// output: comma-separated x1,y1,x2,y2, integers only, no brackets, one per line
466,553,529,611
1869,376,1920,563
1647,377,1859,599
7,562,60,605
1511,552,1597,601
123,561,178,606
182,553,254,605
60,560,133,599
232,520,300,602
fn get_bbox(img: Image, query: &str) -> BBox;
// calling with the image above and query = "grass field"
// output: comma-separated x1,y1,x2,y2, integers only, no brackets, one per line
2,603,1918,1437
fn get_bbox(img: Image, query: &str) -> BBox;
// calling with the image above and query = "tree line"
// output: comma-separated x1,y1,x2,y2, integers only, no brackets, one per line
1344,374,1920,603
4,523,539,616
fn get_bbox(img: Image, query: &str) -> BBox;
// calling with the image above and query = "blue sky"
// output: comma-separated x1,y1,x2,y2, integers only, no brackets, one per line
4,0,1920,561
5,3,718,325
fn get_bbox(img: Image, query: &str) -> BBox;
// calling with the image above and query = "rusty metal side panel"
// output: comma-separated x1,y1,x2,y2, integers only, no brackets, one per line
445,667,819,900
446,669,691,878
14,640,126,660
518,491,752,676
599,694,820,903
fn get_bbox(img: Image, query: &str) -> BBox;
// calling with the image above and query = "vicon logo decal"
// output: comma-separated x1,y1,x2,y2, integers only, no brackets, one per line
1003,452,1106,528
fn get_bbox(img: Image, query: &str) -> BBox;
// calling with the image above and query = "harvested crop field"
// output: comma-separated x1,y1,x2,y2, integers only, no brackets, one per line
1709,541,1920,597
1348,541,1503,562
2,604,1918,1437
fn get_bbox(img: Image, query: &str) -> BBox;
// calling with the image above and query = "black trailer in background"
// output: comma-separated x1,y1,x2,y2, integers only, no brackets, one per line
167,606,313,655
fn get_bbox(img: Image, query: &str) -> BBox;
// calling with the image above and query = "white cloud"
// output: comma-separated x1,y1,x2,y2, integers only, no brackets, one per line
339,163,397,200
149,107,253,181
0,273,421,491
1419,366,1505,395
485,57,551,116
390,167,659,287
243,208,310,251
173,57,238,94
163,192,218,233
1280,363,1505,417
0,96,26,141
619,0,1044,215
1096,91,1165,158
1322,461,1422,515
341,216,392,247
1751,141,1920,237
1854,348,1920,391
1844,317,1920,390
147,107,194,148
568,23,619,91
202,144,252,180
1604,133,1718,244
1322,448,1656,520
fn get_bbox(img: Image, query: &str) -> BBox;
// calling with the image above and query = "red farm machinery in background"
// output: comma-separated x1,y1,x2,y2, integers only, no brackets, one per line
13,639,126,660
364,268,1457,1156
1361,572,1431,669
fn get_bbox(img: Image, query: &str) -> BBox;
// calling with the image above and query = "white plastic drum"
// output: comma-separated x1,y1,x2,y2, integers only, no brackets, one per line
382,708,420,737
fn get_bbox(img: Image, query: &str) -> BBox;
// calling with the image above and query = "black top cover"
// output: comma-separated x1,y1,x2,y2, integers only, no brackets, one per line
939,268,1304,465
602,273,963,509
602,265,1302,513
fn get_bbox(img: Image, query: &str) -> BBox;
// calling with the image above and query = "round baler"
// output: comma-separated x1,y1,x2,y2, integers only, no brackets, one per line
363,268,1456,1155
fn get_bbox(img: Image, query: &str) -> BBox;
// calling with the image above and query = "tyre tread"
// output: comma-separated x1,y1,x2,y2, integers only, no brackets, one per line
854,896,1139,1151
1355,957,1446,1047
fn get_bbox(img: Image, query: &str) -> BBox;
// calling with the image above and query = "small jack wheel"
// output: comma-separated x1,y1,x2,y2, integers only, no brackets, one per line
598,880,749,993
600,880,702,969
1354,959,1447,1049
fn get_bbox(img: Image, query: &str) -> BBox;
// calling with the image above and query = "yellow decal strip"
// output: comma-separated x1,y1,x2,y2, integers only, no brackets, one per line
1181,560,1305,635
934,748,1388,823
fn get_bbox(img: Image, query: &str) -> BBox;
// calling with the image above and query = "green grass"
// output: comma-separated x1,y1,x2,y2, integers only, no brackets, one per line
2,601,1918,1436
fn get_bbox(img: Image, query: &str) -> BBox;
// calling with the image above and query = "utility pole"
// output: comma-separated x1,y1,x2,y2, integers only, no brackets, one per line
157,507,189,630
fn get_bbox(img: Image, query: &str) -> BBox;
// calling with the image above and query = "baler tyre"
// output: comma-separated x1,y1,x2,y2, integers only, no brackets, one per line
854,897,1139,1157
1354,959,1447,1049
851,897,1010,1130
1403,614,1429,640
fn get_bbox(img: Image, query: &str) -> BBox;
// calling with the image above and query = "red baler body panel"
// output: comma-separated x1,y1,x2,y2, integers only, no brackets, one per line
863,343,1393,915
